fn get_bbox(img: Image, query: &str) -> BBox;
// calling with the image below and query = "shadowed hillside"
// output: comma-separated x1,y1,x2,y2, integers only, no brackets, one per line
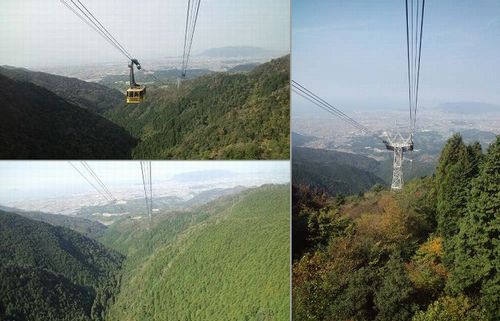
0,74,137,159
0,205,108,239
293,147,386,195
0,211,123,321
0,66,124,114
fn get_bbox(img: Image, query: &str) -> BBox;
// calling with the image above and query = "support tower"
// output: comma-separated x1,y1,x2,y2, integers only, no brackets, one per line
383,133,413,190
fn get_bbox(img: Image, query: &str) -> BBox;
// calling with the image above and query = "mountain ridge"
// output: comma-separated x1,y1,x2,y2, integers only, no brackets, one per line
293,147,385,195
0,66,123,114
0,210,123,321
0,74,137,159
105,55,290,159
104,184,290,321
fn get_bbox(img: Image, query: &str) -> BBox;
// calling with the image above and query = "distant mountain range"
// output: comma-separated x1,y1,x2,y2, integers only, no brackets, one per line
436,101,500,114
199,46,280,58
170,169,236,182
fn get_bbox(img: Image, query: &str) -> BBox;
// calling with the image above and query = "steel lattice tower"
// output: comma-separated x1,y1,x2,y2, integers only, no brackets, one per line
383,133,413,190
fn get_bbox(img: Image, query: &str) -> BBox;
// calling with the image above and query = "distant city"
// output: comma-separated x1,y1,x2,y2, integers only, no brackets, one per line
2,170,288,224
37,46,288,83
293,105,500,163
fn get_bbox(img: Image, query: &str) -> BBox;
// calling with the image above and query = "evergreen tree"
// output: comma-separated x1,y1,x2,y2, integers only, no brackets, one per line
466,141,483,177
435,134,472,239
434,134,479,267
446,136,500,320
374,257,417,321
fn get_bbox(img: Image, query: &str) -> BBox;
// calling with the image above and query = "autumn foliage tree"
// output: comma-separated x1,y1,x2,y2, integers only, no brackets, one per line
292,134,499,321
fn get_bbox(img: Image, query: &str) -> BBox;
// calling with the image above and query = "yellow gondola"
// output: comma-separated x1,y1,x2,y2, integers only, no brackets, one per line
127,58,145,104
126,86,146,104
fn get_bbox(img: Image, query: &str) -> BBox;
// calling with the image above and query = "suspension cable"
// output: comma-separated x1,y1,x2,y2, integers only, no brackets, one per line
74,0,133,59
60,0,126,59
140,161,153,228
405,0,425,134
405,0,412,131
292,81,382,141
68,161,112,202
181,0,201,77
414,0,425,131
81,161,115,201
182,0,192,73
293,87,367,134
292,81,372,134
61,0,133,61
149,162,153,226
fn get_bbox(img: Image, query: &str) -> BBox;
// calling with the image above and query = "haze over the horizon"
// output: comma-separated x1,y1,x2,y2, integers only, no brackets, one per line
0,0,289,68
293,0,500,113
0,161,290,204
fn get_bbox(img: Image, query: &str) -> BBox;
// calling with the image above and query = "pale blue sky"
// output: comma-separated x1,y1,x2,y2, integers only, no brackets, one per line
0,0,289,67
293,0,500,113
0,161,290,203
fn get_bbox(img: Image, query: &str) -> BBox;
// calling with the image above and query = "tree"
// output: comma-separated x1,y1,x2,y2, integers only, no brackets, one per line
397,177,438,242
406,237,447,304
446,136,500,320
412,295,488,321
374,257,417,321
466,141,483,177
434,134,472,237
434,134,478,266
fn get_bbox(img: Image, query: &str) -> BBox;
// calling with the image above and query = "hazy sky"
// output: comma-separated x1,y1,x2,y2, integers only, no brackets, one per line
293,0,500,113
0,0,289,68
0,161,290,203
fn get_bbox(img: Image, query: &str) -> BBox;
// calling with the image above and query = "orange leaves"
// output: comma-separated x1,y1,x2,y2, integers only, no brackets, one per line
355,194,412,254
406,237,447,298
418,237,443,258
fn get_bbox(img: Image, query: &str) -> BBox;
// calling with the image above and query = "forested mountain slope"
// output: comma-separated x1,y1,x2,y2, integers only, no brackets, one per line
292,134,499,321
0,211,123,321
105,184,290,321
0,74,137,159
0,56,288,159
293,147,385,195
0,66,124,114
105,55,290,159
0,205,108,239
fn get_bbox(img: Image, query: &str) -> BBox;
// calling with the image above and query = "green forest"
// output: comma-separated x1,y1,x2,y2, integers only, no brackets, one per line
293,134,499,321
0,184,290,321
0,211,123,321
105,185,290,321
0,56,289,159
0,73,137,159
105,55,290,159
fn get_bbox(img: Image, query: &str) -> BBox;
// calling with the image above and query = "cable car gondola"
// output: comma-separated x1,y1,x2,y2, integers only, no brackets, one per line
126,59,146,104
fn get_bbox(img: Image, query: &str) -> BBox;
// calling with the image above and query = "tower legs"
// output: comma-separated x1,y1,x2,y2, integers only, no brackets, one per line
391,147,404,190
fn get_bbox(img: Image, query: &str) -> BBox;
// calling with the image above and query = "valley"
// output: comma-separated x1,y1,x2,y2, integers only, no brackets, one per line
0,183,290,321
292,105,499,194
0,54,290,159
